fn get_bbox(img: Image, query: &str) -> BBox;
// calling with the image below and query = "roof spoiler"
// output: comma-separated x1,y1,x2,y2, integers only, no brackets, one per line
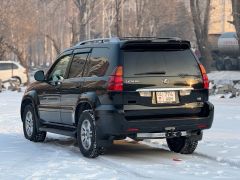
121,39,191,51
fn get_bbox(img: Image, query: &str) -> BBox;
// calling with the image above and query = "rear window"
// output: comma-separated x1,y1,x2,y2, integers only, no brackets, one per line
123,50,200,77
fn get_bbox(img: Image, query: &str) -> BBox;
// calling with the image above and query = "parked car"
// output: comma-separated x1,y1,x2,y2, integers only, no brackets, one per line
0,61,28,85
20,37,214,158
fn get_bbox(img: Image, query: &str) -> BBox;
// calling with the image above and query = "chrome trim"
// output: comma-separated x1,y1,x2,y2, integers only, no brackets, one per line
136,87,194,92
137,131,188,138
124,102,204,110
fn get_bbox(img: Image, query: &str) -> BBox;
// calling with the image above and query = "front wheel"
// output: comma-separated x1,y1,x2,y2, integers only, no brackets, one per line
12,77,22,86
77,110,99,158
166,136,198,154
23,104,46,142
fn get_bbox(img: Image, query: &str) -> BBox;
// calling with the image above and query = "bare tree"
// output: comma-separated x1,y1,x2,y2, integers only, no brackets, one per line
45,35,61,55
232,0,240,51
0,0,197,72
190,0,213,72
0,37,7,60
134,0,146,37
73,0,96,41
114,0,125,37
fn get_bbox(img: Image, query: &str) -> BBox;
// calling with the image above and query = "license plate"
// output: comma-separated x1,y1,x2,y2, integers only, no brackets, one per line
156,91,176,104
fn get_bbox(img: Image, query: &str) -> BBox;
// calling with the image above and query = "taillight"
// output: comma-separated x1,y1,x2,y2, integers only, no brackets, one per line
107,66,123,91
199,64,209,89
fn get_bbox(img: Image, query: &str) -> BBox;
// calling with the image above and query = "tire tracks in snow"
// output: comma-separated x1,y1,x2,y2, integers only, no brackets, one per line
145,141,240,169
41,138,152,179
97,156,152,179
194,152,240,169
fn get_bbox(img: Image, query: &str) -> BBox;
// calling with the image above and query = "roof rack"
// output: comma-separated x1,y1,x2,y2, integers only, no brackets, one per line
75,37,120,46
75,37,183,46
120,37,181,41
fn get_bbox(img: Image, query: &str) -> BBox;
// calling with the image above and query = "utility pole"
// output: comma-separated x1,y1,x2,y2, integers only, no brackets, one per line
221,0,226,33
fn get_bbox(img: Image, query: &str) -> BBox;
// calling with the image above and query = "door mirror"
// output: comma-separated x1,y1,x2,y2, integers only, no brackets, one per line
34,70,45,82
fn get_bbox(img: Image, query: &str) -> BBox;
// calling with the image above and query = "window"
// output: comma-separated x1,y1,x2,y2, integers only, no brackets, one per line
0,63,18,70
83,48,110,77
12,64,18,69
48,55,72,81
124,50,201,77
0,63,9,70
68,53,88,78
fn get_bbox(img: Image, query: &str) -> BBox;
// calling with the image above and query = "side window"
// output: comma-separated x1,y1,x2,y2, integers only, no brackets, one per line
0,64,7,70
48,55,72,81
83,48,110,77
6,63,13,70
0,63,13,70
12,64,18,69
68,53,88,78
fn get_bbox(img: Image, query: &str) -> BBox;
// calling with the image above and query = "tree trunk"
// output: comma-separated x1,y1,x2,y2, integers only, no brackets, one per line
190,0,213,72
45,35,61,55
115,0,122,37
232,0,240,52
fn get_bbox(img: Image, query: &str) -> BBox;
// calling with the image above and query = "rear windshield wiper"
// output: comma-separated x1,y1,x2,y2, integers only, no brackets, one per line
134,71,166,75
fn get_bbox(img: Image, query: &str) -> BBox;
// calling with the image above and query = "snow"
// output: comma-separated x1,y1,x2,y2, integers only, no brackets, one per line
0,90,240,179
208,71,240,82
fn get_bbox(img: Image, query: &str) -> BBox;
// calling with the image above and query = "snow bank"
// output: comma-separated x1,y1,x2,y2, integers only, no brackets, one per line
208,71,240,98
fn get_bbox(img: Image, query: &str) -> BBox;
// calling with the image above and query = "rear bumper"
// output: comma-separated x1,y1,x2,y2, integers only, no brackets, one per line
95,102,214,138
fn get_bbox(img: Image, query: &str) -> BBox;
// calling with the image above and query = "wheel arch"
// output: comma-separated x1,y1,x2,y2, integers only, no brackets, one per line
74,92,100,126
12,76,22,84
21,90,39,121
75,101,93,126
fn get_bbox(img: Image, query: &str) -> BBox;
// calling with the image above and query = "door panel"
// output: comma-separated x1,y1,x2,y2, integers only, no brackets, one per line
38,52,72,123
0,63,15,81
0,70,11,81
38,83,61,123
60,78,85,125
60,51,89,125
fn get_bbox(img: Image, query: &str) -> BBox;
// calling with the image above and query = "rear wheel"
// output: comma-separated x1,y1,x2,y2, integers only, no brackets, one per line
23,104,46,142
166,136,198,154
77,110,99,158
224,59,234,70
216,60,224,71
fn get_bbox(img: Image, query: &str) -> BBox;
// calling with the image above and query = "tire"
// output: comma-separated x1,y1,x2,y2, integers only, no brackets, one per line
166,136,198,154
216,60,224,71
23,104,46,142
12,76,22,85
224,59,234,70
77,110,99,158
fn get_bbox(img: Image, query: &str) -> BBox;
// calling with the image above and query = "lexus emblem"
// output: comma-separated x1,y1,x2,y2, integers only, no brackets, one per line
163,79,169,84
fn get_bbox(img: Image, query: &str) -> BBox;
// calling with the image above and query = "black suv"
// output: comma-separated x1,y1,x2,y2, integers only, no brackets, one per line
21,37,214,158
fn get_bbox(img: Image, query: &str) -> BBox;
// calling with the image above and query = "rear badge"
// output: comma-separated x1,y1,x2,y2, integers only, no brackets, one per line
162,79,169,84
125,80,140,84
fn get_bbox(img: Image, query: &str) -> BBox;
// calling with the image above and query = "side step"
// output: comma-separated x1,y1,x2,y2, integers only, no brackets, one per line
39,125,77,137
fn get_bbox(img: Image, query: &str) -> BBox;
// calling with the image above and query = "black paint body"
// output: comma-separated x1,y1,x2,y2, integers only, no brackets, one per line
21,39,214,144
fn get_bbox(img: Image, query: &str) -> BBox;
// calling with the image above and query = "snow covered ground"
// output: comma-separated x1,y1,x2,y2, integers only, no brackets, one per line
0,90,240,179
208,71,240,82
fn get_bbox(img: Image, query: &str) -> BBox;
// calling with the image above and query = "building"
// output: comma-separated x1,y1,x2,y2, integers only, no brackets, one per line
208,0,235,50
209,0,235,34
